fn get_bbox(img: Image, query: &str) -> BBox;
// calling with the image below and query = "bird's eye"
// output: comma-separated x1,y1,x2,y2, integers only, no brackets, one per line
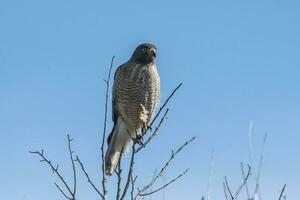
142,47,147,52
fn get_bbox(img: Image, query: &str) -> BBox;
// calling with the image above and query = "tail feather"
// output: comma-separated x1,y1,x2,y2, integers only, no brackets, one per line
105,117,132,176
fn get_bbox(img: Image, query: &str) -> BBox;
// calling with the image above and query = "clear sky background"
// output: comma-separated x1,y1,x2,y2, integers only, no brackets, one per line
1,0,299,199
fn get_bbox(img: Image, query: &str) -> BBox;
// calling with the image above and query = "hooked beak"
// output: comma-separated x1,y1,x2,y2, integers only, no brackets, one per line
151,49,157,58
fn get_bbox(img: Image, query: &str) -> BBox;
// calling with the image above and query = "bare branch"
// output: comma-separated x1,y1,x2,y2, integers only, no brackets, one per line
55,183,72,200
130,174,137,200
234,165,251,199
120,144,136,200
136,109,169,153
29,149,74,199
225,165,252,200
240,162,250,199
67,135,77,197
135,136,196,199
139,169,189,197
142,83,182,137
224,176,234,200
223,182,229,200
75,156,104,198
115,154,123,200
279,184,286,200
101,56,115,198
254,133,267,194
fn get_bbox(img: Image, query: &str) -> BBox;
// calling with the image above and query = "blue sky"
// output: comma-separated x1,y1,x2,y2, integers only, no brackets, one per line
1,0,299,199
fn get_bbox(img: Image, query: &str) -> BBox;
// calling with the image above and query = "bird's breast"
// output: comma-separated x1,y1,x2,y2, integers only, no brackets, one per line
116,63,160,127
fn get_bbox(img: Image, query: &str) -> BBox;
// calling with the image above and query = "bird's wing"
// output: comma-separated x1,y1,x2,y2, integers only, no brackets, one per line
149,66,160,122
111,64,123,124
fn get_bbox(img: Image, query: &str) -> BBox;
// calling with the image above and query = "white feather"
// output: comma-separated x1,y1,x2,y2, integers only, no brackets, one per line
105,117,133,175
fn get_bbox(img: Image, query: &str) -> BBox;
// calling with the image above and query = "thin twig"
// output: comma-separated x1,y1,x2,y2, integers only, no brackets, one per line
135,109,169,153
279,184,286,200
225,176,234,200
120,144,136,200
225,165,252,200
234,165,251,199
240,162,250,199
55,183,72,200
144,83,182,137
254,133,267,194
135,136,196,199
67,135,77,197
150,169,158,200
130,174,137,200
75,156,104,198
223,182,229,200
139,169,189,196
29,150,73,199
101,56,115,198
115,154,123,200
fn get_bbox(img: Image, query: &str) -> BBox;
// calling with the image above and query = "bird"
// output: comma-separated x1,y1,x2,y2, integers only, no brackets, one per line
105,43,160,176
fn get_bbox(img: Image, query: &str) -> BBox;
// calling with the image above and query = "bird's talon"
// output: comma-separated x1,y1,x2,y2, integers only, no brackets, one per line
147,125,152,131
135,135,144,146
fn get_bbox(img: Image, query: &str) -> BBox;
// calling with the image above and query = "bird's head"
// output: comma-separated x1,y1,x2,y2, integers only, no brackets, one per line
130,43,157,64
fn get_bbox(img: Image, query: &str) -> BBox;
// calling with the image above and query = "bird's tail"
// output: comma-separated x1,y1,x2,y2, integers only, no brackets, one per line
105,117,132,176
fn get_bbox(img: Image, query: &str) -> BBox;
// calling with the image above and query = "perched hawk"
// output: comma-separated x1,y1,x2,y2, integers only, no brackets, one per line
105,43,160,175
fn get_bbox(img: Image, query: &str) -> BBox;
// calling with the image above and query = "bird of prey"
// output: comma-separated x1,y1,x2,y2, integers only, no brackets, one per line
105,43,160,176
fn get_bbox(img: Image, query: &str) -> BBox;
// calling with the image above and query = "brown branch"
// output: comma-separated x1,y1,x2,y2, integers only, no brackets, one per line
101,56,115,198
120,144,136,200
139,169,189,197
75,156,104,199
135,136,196,199
135,109,169,153
279,184,286,200
225,165,252,200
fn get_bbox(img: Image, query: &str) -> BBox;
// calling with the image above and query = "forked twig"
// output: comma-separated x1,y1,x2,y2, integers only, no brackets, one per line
223,181,229,200
240,162,250,199
29,135,78,200
142,83,182,138
130,174,137,200
115,152,123,200
120,144,136,200
225,176,234,200
225,165,251,200
55,183,71,200
139,169,189,197
67,135,77,197
136,109,169,153
134,136,196,199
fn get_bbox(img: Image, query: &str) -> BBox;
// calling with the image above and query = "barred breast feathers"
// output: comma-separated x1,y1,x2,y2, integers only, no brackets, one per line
113,62,160,129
